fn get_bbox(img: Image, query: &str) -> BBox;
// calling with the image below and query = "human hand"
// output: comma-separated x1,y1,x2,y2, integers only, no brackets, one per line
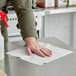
25,37,52,57
0,69,7,76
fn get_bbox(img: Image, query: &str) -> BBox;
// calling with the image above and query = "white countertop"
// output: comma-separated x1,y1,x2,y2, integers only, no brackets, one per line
8,7,76,17
4,37,76,76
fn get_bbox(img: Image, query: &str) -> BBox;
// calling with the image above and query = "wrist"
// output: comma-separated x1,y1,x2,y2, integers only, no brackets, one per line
25,37,37,45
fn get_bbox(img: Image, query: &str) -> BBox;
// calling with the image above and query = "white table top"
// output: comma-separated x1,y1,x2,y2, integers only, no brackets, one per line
5,37,76,76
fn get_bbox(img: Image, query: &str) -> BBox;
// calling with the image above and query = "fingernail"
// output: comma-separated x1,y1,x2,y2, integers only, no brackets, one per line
48,53,52,56
28,54,31,56
43,56,46,58
50,51,52,53
50,54,52,56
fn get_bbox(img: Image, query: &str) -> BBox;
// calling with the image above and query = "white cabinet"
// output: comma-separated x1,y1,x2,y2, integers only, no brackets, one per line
73,13,76,49
44,13,71,45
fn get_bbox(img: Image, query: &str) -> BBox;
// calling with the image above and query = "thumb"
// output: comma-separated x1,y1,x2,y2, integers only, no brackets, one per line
25,47,32,56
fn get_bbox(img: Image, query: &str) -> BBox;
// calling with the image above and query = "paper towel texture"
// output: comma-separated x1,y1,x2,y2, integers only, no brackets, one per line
6,42,73,65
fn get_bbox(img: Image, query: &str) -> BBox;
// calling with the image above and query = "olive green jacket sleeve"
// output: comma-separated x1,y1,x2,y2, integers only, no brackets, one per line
11,0,37,40
0,0,37,41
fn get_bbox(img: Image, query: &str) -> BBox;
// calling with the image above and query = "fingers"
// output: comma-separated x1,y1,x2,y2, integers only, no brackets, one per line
40,49,51,57
39,45,52,57
0,69,7,76
25,44,52,57
42,48,52,56
26,46,46,57
26,47,32,56
32,48,46,57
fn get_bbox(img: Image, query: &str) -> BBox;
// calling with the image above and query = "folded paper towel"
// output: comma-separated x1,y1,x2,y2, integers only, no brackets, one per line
6,42,73,65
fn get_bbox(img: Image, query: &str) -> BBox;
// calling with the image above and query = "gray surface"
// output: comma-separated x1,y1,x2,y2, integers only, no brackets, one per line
5,37,76,76
0,60,5,71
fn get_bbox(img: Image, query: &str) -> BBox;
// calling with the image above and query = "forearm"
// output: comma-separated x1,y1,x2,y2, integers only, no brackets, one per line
19,8,37,40
25,37,37,45
11,0,37,40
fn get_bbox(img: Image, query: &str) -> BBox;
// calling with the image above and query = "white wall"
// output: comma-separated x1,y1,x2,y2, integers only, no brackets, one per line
73,13,76,49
